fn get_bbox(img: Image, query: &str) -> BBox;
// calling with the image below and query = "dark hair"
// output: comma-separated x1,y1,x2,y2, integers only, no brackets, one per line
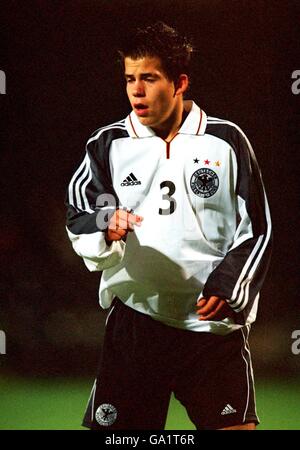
118,22,194,83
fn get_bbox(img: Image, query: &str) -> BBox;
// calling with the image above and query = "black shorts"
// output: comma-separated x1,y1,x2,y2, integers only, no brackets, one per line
82,298,259,430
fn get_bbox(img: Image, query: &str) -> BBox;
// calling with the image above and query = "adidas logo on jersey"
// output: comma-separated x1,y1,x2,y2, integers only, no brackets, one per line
221,404,237,415
121,172,141,186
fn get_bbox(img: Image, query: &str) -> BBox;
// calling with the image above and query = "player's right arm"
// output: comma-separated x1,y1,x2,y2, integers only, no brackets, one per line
65,130,141,271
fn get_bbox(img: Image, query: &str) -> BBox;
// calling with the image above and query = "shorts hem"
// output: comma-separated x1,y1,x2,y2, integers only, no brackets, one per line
199,416,259,430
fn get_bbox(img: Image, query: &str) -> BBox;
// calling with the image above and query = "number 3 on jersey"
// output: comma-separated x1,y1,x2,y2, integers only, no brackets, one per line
159,181,177,215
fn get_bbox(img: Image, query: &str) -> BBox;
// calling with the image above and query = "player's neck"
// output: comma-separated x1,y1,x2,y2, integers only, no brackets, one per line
152,101,185,142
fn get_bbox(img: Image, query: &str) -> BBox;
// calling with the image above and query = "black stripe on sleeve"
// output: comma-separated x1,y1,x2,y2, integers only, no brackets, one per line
65,125,129,234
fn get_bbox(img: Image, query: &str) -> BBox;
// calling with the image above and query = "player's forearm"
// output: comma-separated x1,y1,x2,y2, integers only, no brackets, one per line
202,133,272,318
66,225,125,271
202,203,272,316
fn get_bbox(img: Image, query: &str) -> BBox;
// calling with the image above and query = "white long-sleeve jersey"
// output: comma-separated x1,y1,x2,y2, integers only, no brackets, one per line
65,101,272,334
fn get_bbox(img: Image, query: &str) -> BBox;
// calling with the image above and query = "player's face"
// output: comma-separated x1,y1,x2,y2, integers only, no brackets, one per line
124,56,183,132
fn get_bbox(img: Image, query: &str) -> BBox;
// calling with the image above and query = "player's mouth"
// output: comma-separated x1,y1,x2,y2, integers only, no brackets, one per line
133,103,149,117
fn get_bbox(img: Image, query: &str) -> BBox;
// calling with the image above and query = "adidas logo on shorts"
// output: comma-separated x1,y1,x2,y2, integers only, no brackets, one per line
221,404,237,415
121,172,141,186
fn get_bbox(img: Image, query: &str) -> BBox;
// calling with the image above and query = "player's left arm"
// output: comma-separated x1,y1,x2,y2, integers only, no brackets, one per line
198,128,273,323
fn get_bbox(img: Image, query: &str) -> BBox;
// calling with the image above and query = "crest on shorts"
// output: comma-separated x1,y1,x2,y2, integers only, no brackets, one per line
190,168,219,198
95,403,117,426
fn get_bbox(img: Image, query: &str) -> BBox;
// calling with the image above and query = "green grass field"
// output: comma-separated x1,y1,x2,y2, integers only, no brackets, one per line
0,376,299,430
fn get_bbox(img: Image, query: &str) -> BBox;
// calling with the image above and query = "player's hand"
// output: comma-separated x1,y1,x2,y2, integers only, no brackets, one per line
196,296,235,321
106,209,143,242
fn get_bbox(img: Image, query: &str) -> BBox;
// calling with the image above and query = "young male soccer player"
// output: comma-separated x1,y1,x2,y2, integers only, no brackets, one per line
65,22,272,430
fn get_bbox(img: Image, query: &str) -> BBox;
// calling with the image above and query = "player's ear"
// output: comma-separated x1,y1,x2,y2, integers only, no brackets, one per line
174,74,189,96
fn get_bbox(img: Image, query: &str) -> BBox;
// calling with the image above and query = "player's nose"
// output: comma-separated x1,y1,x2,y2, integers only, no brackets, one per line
132,80,145,97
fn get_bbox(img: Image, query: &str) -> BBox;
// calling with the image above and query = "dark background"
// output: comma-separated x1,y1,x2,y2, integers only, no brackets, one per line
0,0,299,379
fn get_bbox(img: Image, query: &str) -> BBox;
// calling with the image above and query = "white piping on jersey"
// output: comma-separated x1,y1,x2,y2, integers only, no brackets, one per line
240,193,271,311
247,191,272,280
86,121,126,145
237,278,251,312
207,118,272,312
78,155,93,212
68,122,126,213
230,192,271,312
68,153,89,211
229,235,264,309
